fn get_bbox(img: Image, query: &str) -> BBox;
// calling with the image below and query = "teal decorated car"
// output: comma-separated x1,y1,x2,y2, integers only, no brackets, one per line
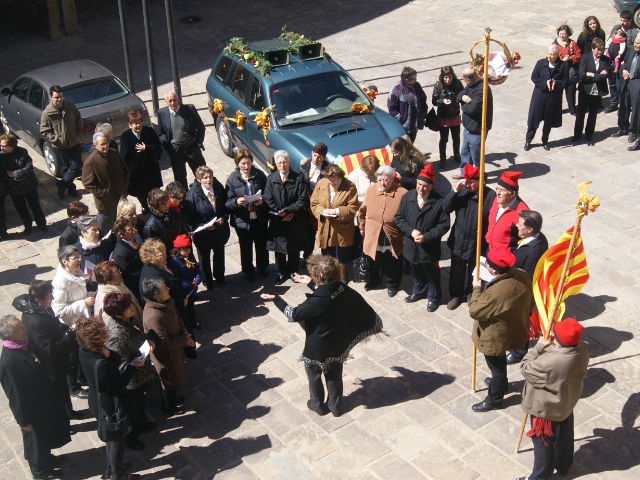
205,31,406,171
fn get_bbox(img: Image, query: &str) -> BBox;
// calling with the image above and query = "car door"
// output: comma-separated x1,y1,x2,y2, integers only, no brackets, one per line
245,74,274,164
21,79,47,148
2,76,32,143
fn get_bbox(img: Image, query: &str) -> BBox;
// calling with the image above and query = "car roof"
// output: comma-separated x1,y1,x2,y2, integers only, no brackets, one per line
20,59,113,88
228,39,342,85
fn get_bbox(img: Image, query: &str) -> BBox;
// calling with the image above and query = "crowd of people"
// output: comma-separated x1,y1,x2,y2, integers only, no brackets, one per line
0,16,608,477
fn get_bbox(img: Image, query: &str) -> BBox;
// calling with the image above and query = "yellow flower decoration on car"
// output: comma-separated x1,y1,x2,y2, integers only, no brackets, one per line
254,105,277,143
226,110,246,131
211,98,224,116
350,103,370,114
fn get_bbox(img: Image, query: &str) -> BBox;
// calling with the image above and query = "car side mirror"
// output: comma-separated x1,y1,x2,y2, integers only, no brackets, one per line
0,87,11,96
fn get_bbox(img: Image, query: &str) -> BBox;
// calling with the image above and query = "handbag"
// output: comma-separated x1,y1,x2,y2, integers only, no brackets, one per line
568,66,580,84
352,253,371,283
94,359,129,442
425,107,440,131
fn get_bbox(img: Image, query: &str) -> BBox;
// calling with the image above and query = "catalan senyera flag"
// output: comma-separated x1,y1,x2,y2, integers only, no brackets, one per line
532,225,589,339
336,146,393,175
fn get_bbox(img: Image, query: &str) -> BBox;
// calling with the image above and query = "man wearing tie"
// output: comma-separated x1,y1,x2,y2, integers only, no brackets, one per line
157,91,206,189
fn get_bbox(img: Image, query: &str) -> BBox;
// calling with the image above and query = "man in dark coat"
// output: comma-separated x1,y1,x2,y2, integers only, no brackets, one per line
507,210,549,365
454,67,493,179
119,111,163,214
517,318,590,480
394,164,450,312
0,315,70,479
81,131,128,233
525,45,568,151
468,247,533,412
157,91,206,190
263,149,310,285
444,164,496,310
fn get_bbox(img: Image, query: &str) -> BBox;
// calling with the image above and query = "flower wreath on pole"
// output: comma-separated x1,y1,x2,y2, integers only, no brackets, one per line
469,38,521,85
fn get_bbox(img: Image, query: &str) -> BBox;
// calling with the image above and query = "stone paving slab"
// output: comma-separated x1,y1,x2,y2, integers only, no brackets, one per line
0,0,639,479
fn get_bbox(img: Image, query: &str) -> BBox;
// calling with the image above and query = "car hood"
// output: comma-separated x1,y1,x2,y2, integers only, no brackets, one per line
277,112,404,169
77,94,148,144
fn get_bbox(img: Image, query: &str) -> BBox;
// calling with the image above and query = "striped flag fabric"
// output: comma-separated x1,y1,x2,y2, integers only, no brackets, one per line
531,225,589,338
336,146,393,175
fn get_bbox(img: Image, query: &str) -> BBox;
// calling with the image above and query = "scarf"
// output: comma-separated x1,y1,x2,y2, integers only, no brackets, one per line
526,415,554,446
556,37,569,47
2,339,28,350
79,236,101,251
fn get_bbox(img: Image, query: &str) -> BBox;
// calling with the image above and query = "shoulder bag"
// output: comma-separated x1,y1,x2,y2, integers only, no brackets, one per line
94,358,129,442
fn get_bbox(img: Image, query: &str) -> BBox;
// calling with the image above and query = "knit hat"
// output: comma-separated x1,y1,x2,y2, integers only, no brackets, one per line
417,164,435,184
486,246,515,273
463,164,480,180
553,317,584,347
173,233,191,249
497,171,522,191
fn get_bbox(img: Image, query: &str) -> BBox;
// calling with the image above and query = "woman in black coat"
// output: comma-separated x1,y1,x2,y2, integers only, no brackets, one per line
0,133,47,233
0,314,70,479
432,66,464,165
77,317,137,480
261,254,382,417
12,280,79,421
525,46,568,151
75,215,117,277
184,166,230,288
225,148,269,280
119,112,163,214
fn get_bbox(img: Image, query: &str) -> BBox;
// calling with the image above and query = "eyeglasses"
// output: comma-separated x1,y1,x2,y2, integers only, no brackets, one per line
67,255,81,261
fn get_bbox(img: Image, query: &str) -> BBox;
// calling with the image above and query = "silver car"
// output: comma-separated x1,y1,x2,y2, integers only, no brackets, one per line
0,59,148,176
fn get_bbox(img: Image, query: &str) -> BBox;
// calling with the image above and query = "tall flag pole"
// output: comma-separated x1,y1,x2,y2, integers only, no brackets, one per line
469,30,517,391
515,182,600,453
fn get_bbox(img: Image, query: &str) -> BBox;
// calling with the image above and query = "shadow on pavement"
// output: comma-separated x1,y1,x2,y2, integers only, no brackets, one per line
345,365,454,412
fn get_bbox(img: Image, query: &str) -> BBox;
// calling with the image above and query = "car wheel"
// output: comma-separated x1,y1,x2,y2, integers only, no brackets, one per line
216,116,234,157
0,110,11,134
42,141,61,177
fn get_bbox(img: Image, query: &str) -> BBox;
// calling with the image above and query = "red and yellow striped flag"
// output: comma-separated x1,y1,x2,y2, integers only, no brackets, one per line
532,225,589,338
336,146,393,175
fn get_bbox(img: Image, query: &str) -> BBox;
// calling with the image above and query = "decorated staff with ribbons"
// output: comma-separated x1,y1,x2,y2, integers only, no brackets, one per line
516,318,589,480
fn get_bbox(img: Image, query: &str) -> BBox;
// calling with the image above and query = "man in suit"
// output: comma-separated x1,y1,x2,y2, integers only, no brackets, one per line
299,142,330,261
508,210,549,365
572,38,609,146
157,91,206,190
620,36,640,149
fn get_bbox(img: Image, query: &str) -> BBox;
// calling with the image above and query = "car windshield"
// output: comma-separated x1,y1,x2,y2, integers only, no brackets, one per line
270,71,372,127
62,76,129,109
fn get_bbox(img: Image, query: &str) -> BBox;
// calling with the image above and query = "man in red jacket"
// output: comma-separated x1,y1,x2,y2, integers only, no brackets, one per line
485,171,528,253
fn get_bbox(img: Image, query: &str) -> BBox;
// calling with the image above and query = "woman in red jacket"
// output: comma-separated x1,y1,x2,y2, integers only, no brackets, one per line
553,24,582,115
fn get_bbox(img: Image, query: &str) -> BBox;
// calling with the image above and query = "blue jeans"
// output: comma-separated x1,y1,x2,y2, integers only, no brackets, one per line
459,128,481,175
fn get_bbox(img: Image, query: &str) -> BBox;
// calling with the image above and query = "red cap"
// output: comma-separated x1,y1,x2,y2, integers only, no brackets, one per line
486,246,515,273
173,233,191,248
498,171,522,191
553,318,584,347
463,164,480,180
417,164,435,184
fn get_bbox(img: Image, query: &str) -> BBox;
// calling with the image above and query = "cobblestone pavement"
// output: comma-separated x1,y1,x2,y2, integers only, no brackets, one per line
0,0,638,479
